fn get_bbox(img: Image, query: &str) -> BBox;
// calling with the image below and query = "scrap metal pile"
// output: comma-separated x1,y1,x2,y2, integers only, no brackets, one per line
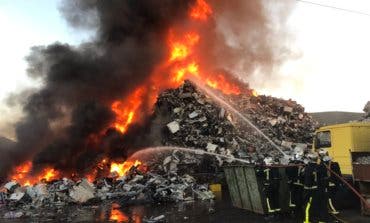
1,80,319,219
0,159,214,219
156,81,318,165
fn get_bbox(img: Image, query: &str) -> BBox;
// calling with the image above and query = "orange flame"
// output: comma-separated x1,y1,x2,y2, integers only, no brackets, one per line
172,62,199,83
169,31,199,62
6,0,258,186
86,173,96,183
205,74,241,95
165,4,241,94
167,30,241,94
170,43,189,62
10,161,32,183
10,161,59,186
110,160,142,177
111,87,145,134
38,168,59,182
190,0,213,21
108,2,211,134
109,0,250,134
110,208,129,222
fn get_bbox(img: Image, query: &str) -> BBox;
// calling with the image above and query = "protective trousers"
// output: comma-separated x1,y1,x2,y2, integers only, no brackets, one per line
265,181,280,213
304,188,329,223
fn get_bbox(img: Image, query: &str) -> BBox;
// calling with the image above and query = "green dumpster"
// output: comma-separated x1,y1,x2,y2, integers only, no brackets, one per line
224,165,290,214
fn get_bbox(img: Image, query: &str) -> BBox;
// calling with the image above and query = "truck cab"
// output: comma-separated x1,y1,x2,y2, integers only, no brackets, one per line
313,122,370,176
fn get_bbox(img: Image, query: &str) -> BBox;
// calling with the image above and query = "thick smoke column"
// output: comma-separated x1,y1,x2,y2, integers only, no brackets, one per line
198,0,295,84
0,0,194,180
0,0,294,181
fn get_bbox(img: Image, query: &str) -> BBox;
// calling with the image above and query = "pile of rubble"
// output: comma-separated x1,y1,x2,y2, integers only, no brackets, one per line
155,81,318,165
0,159,214,219
0,81,323,220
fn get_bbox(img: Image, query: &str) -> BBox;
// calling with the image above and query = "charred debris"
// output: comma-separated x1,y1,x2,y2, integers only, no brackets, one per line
158,81,317,164
1,80,319,219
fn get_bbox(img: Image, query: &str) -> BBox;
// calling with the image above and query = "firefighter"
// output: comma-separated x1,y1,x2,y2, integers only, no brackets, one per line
316,154,331,222
261,157,281,214
303,153,326,223
286,150,305,215
304,151,335,223
323,155,341,215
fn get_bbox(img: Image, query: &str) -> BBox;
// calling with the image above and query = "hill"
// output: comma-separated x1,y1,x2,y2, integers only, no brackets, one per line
309,111,364,126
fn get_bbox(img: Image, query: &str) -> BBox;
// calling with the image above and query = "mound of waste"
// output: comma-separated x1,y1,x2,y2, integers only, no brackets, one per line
0,156,214,220
155,80,318,165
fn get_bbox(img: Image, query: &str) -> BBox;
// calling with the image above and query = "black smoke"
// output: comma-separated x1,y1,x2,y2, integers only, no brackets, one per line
0,0,195,180
1,0,295,181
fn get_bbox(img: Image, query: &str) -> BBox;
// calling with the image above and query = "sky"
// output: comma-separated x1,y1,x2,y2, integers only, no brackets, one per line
0,0,92,137
0,0,90,95
0,0,369,138
260,0,370,113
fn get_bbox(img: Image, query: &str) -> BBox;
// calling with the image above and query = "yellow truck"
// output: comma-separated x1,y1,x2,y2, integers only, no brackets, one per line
313,122,370,214
313,122,370,176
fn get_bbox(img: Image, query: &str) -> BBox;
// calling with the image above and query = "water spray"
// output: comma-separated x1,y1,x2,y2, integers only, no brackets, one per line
128,146,251,165
189,78,288,157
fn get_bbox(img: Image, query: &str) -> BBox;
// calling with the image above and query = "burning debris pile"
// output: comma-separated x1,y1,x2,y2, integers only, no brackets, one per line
0,155,214,219
0,0,298,185
0,80,318,218
0,0,303,219
156,81,318,164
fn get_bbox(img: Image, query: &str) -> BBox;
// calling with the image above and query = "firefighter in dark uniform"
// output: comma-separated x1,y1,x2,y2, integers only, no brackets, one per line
316,154,331,222
286,152,305,215
260,157,281,214
303,153,318,223
303,153,325,223
323,155,341,215
304,152,334,223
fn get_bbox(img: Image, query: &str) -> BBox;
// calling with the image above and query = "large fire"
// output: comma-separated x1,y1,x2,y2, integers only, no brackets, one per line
10,159,142,186
10,161,60,186
7,0,253,185
111,0,244,134
111,87,145,134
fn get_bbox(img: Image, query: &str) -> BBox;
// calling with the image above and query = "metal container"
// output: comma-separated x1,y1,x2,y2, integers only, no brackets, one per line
351,151,370,215
224,165,290,215
352,164,370,182
358,182,370,215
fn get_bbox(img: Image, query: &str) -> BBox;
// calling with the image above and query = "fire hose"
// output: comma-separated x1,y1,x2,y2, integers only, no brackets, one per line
325,164,370,210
